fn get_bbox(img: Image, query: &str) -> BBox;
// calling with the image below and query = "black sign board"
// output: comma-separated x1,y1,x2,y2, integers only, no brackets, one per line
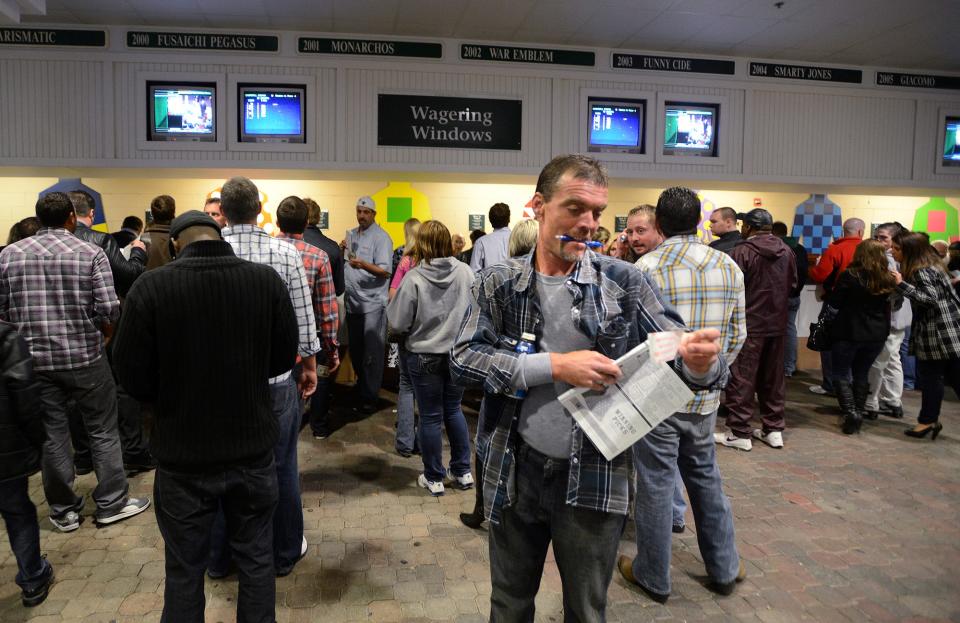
127,31,278,52
468,214,486,231
749,61,861,84
612,53,735,75
876,71,960,91
298,37,441,59
0,28,105,47
461,43,594,67
318,211,329,230
378,94,522,150
614,216,628,233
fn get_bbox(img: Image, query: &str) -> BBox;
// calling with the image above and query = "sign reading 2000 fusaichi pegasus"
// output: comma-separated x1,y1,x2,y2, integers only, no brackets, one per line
378,95,522,150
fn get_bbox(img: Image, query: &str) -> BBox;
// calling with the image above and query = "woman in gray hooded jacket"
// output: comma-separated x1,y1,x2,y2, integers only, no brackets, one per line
387,221,477,496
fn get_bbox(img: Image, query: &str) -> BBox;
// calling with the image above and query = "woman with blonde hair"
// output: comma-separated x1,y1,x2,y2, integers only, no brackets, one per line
828,239,895,434
387,221,476,495
892,232,960,439
507,219,539,258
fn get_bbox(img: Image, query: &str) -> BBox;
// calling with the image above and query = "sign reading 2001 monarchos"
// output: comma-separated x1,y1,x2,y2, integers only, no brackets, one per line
298,37,442,58
378,95,522,150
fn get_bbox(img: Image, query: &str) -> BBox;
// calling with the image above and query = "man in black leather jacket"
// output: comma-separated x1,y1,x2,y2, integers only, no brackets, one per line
0,322,55,607
67,191,154,473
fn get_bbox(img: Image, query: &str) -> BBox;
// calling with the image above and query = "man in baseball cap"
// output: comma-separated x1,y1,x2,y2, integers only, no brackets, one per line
716,207,797,452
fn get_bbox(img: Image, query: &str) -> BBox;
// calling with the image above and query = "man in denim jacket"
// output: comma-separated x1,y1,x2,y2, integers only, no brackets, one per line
451,154,727,622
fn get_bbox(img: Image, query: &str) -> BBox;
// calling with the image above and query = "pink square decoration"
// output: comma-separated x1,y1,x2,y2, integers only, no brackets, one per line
927,210,946,232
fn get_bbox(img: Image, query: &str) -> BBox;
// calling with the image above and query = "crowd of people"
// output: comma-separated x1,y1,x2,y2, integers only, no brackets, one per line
1,154,959,622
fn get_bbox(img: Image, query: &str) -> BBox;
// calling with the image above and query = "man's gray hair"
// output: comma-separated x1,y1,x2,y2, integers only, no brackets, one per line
220,176,261,224
843,218,865,236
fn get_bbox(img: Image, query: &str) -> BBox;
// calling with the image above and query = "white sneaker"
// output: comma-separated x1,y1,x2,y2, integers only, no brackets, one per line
417,474,444,496
713,432,752,451
809,385,830,395
301,536,308,557
753,430,784,449
95,497,150,525
451,472,474,490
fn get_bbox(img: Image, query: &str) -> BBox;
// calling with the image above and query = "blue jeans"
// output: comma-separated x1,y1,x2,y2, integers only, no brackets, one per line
901,326,918,390
210,377,303,574
0,477,53,594
831,340,886,387
632,410,739,595
346,309,386,405
784,296,801,375
395,347,417,454
308,372,332,436
672,470,686,527
155,457,277,623
404,351,470,483
488,442,625,622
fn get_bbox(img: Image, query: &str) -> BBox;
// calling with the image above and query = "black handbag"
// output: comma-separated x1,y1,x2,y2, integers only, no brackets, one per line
807,305,838,352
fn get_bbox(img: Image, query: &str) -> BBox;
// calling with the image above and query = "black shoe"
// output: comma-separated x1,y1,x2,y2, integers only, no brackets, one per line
206,566,232,580
672,523,685,534
21,567,54,607
880,401,904,418
617,555,668,603
74,460,93,476
123,453,157,473
709,560,746,596
313,429,331,440
904,422,943,440
396,448,413,458
459,512,485,529
835,380,862,435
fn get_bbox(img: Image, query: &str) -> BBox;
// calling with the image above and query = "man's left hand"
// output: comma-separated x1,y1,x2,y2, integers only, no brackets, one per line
298,367,318,399
677,328,721,376
348,258,365,270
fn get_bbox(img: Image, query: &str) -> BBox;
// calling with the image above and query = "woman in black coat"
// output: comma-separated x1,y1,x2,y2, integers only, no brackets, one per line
828,240,894,434
0,321,54,607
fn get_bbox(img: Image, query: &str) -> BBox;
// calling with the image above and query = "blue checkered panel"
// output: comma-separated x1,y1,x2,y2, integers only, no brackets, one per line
791,194,843,254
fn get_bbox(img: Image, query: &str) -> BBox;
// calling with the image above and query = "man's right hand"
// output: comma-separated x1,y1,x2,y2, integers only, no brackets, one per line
550,350,622,391
131,240,146,251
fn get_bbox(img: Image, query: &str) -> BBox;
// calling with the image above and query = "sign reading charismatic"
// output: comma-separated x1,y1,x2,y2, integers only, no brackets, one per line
612,53,735,75
876,71,960,91
749,62,862,84
299,37,442,58
0,28,106,47
461,43,594,67
126,31,279,52
378,95,522,150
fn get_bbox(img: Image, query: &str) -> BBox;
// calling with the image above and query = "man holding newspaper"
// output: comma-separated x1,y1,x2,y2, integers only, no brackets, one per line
451,155,728,623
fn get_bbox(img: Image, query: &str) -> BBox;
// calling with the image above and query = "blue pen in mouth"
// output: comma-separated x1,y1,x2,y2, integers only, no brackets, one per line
555,234,603,248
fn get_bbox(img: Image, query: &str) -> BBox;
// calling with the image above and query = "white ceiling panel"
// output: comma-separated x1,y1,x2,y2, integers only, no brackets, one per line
14,0,960,71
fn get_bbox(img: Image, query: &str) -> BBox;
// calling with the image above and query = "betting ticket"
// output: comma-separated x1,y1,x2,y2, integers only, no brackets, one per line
558,338,694,461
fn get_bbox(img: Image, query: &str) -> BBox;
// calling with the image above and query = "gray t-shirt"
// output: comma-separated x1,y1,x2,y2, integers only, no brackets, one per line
518,273,593,459
343,223,393,313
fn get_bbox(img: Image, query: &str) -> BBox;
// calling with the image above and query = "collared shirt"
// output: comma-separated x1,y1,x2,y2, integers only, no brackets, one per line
223,224,320,383
636,235,746,414
469,226,511,272
451,249,728,525
277,232,340,369
344,222,392,314
0,227,119,371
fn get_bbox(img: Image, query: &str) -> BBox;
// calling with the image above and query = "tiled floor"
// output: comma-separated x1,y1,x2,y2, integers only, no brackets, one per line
1,371,958,622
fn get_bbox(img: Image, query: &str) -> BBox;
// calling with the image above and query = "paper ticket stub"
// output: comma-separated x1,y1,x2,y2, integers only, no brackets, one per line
647,330,684,363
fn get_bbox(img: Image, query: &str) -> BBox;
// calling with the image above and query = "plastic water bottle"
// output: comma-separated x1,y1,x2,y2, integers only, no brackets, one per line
513,332,537,399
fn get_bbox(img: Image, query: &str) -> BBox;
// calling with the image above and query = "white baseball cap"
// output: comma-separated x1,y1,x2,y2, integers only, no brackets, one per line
356,196,376,211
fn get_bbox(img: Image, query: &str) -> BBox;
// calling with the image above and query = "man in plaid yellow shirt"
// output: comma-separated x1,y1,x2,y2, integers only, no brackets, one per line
619,187,747,602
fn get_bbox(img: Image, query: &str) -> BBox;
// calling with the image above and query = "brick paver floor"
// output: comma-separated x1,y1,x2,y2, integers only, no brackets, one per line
1,371,958,622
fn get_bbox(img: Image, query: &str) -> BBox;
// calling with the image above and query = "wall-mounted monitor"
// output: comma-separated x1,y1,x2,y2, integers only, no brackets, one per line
146,81,216,142
942,116,960,168
238,84,306,144
587,98,645,155
662,101,718,157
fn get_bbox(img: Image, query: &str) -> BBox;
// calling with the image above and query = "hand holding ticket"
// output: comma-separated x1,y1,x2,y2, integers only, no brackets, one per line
648,330,683,363
677,328,722,375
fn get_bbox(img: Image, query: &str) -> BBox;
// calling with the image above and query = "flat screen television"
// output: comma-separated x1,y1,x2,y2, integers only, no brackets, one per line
146,82,216,142
942,116,960,167
239,84,306,144
663,102,718,157
588,98,645,154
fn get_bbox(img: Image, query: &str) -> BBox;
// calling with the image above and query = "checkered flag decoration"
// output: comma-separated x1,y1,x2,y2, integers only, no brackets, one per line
791,194,843,254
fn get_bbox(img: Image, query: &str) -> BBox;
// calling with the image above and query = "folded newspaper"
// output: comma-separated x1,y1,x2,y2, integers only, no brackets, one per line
558,338,694,461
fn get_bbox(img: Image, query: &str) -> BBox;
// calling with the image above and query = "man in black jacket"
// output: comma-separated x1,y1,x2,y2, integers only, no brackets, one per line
302,197,344,297
773,221,808,377
113,211,298,623
110,215,144,251
0,322,55,607
708,207,742,254
67,190,153,473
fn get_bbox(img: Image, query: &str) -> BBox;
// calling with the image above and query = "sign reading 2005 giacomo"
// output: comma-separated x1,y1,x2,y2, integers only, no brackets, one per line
378,95,522,150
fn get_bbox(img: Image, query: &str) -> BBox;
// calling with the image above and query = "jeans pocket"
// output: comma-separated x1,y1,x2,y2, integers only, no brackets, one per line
418,353,444,376
156,471,207,523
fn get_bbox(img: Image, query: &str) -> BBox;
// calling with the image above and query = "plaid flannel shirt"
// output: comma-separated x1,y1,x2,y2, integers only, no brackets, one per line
0,228,120,371
277,233,340,369
898,266,960,360
450,249,729,525
636,235,746,414
223,225,320,383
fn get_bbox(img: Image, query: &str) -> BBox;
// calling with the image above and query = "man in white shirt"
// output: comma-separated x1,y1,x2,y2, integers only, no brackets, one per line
469,202,511,271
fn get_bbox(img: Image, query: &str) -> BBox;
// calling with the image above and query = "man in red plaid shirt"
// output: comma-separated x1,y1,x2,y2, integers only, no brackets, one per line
276,196,340,438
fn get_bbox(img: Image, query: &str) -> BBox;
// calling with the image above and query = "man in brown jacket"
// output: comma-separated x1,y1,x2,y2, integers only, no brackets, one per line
144,195,176,270
715,208,797,451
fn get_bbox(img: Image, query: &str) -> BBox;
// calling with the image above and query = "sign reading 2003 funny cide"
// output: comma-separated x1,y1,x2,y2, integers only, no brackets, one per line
377,95,522,150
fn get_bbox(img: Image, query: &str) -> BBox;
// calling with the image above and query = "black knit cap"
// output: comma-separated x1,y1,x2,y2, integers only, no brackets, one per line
736,208,773,228
170,210,222,240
